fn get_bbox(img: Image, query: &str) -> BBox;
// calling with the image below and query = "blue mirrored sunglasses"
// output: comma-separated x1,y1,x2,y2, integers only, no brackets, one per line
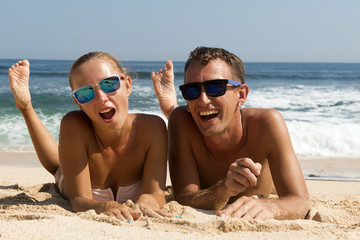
71,73,126,104
179,79,241,100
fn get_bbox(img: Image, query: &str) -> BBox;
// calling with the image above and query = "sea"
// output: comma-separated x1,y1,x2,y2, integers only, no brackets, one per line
1,59,359,161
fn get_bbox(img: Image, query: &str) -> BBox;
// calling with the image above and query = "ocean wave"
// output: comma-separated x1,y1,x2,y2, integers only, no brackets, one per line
288,121,360,158
0,111,63,151
1,60,359,158
246,72,360,82
29,72,69,78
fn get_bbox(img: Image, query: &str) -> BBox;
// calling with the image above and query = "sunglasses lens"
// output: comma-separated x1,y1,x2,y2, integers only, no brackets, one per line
180,84,200,100
179,80,232,100
100,78,120,93
205,82,226,97
73,76,121,104
74,86,95,104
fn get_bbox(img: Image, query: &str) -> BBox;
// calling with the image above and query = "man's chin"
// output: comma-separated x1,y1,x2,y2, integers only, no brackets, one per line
198,127,221,137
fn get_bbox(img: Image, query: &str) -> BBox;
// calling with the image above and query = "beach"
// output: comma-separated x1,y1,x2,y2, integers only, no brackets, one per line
0,152,359,240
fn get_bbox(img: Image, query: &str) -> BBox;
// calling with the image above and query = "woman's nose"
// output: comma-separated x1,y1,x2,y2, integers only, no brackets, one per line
95,85,109,102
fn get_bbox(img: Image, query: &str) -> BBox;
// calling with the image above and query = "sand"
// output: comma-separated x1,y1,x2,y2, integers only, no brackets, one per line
0,152,359,240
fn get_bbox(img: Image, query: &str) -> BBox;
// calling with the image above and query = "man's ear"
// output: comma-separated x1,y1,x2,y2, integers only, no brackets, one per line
125,75,132,96
238,84,249,106
187,102,190,112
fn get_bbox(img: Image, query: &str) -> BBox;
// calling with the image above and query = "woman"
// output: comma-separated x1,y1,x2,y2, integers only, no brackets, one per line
8,52,168,221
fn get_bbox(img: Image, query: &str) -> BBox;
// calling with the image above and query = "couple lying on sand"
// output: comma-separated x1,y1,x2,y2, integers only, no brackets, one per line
8,47,310,222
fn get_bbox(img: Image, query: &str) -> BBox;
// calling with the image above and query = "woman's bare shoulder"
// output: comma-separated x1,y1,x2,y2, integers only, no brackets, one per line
60,110,92,132
130,113,166,133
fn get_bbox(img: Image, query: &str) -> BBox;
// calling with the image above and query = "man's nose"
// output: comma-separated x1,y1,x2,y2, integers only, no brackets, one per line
198,87,211,104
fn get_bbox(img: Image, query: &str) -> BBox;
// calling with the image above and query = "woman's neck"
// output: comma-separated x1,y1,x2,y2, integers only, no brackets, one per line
93,115,133,150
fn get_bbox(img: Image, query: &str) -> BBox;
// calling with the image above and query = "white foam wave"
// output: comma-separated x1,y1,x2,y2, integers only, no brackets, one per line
288,121,360,158
246,85,360,157
0,111,62,152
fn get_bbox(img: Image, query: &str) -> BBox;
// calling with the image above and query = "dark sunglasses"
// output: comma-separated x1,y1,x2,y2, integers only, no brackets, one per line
72,73,126,104
179,79,241,100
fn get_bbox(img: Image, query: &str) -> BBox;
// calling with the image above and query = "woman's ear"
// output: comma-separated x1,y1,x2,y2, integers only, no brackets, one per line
125,75,132,96
238,84,249,106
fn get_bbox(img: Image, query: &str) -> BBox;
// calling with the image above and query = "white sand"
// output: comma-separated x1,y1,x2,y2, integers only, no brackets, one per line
1,152,359,240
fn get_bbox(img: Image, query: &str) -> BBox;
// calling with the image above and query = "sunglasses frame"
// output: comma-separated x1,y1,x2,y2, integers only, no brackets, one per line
179,79,242,100
71,73,126,104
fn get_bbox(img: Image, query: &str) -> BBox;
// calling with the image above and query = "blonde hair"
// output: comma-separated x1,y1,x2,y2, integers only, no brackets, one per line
69,52,126,88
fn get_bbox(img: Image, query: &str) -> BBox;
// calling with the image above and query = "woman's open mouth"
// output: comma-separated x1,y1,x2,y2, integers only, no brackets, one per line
99,108,115,120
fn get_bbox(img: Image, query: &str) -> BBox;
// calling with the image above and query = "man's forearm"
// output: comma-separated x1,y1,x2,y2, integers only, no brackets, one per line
270,195,310,220
175,180,232,211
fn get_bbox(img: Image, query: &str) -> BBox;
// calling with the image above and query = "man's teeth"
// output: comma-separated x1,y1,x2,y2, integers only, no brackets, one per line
100,109,112,114
199,110,219,116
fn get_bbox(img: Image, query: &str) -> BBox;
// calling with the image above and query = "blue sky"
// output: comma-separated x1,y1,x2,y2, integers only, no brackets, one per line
1,0,359,62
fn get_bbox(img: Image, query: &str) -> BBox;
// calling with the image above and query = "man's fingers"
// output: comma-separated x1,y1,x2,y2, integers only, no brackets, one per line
233,158,262,176
217,198,245,217
218,197,272,220
237,204,260,219
227,171,249,192
228,167,257,188
228,159,262,188
255,163,262,175
254,210,269,221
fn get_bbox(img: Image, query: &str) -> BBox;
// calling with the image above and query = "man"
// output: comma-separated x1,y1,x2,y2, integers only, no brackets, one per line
151,46,310,220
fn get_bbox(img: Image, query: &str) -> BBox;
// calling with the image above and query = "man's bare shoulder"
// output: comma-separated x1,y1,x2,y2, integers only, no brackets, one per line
242,108,284,124
242,108,287,142
168,106,200,137
243,108,289,152
169,106,190,117
169,106,195,125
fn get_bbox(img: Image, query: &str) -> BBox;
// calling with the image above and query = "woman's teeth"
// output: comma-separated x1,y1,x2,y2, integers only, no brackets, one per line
100,108,111,114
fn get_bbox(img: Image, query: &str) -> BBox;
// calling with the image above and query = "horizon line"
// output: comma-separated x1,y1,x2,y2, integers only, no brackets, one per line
1,58,359,64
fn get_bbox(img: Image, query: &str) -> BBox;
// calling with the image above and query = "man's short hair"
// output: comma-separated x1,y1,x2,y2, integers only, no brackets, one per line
184,46,245,84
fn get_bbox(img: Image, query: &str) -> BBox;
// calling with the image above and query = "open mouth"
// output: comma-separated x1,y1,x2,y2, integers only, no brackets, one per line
99,108,115,120
199,109,219,120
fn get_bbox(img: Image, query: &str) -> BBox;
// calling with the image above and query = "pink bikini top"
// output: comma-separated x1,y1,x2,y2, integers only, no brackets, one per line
91,179,143,204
